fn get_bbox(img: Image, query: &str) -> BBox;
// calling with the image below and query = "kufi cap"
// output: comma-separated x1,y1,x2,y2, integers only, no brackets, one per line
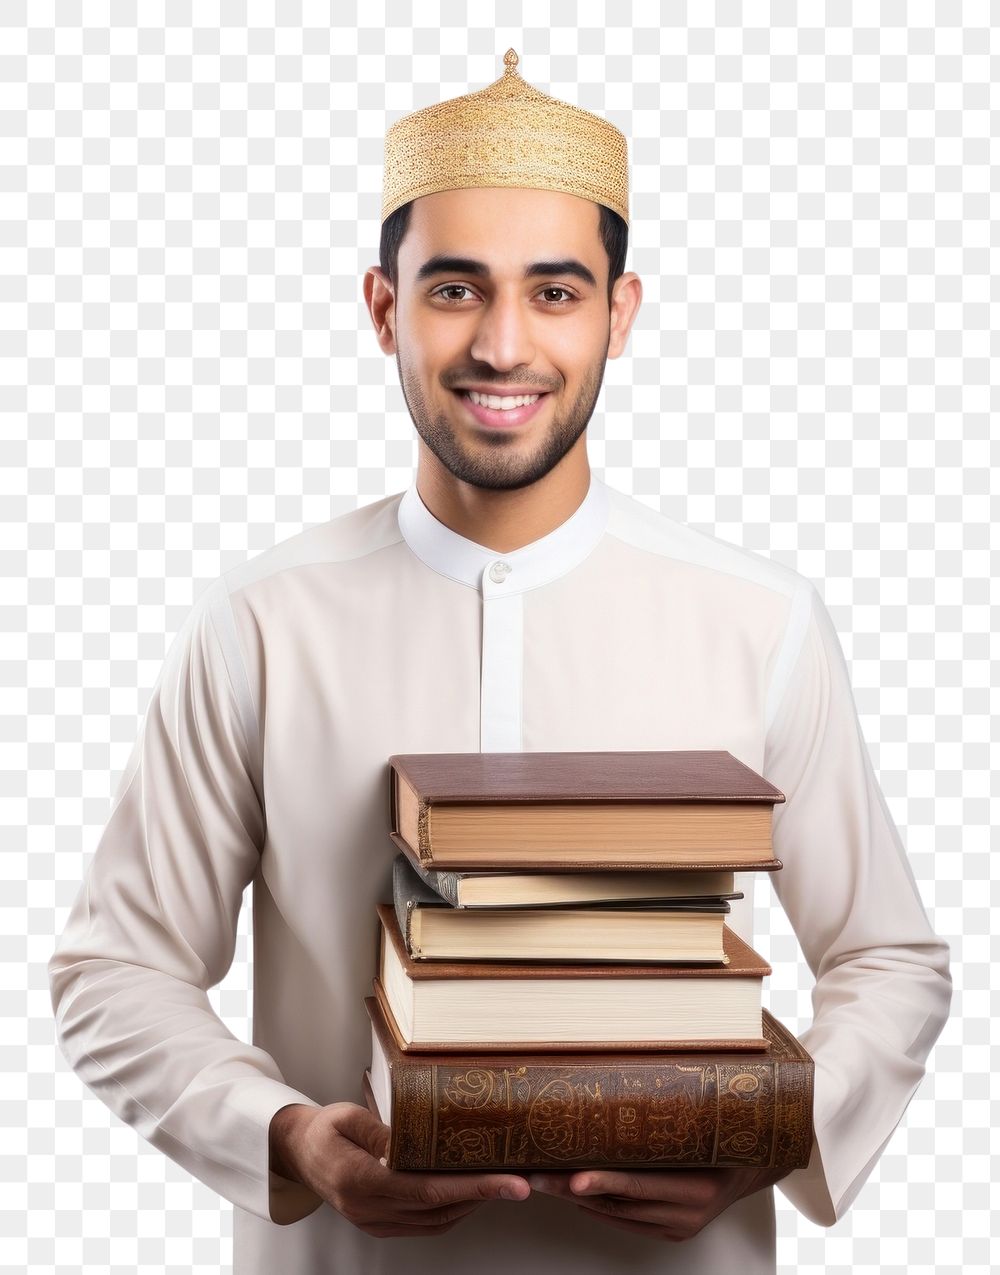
381,48,629,226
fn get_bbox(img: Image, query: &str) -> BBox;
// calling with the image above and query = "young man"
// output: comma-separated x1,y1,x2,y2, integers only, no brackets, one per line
50,51,950,1274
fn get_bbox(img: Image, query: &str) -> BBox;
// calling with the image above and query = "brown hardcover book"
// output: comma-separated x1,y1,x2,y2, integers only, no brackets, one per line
362,994,814,1173
376,904,770,1050
387,750,785,871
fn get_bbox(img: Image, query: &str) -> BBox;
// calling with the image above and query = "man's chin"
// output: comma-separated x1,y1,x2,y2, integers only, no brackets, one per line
414,413,587,492
446,465,547,493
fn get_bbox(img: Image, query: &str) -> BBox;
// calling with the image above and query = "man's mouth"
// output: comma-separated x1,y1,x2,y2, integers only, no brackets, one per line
463,390,543,410
452,389,551,429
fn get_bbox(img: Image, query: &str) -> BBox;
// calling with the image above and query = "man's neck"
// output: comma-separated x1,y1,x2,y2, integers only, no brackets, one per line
415,456,592,555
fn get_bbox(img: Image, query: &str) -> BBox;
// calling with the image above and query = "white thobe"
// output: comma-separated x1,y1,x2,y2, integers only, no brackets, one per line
49,474,951,1274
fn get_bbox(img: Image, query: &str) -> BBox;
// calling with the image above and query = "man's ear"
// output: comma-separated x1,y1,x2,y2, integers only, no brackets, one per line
363,266,397,355
607,271,642,360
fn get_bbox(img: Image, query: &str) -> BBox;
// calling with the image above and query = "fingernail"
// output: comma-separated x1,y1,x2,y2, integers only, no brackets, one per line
500,1182,527,1200
571,1176,591,1194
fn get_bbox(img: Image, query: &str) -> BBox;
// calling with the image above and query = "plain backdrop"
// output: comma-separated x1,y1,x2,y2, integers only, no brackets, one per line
5,6,993,1273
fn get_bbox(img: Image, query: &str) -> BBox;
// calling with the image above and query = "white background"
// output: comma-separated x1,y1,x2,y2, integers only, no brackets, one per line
5,4,993,1272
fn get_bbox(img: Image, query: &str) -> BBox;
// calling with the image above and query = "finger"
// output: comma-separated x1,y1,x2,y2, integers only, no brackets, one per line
361,1198,484,1227
570,1169,718,1206
526,1173,577,1197
358,1216,477,1239
575,1194,691,1229
570,1170,657,1199
331,1105,391,1161
382,1169,531,1205
575,1205,687,1241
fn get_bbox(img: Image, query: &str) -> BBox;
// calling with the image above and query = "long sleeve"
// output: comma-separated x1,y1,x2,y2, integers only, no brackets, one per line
763,581,952,1225
48,575,324,1226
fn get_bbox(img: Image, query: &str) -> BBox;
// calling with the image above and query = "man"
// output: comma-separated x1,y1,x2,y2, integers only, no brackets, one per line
49,50,950,1274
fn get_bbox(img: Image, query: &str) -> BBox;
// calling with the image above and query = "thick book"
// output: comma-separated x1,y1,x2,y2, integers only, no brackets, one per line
387,750,785,871
399,853,742,909
362,994,814,1173
376,904,770,1050
392,853,732,963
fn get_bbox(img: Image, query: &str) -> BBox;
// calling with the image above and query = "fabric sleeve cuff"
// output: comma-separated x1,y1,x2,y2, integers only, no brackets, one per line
223,1076,326,1225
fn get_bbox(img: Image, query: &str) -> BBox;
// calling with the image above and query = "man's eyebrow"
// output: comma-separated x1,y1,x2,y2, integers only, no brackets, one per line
415,255,597,288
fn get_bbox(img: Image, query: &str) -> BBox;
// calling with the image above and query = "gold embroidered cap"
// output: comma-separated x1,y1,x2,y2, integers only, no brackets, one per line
381,48,629,226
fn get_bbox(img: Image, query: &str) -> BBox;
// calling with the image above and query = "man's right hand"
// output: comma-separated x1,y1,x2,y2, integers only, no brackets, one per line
269,1101,531,1237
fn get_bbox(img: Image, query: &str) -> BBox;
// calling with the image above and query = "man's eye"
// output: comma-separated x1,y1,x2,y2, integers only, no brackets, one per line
433,286,575,305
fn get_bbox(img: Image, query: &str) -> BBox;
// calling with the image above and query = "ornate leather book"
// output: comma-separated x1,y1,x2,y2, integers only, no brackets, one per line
387,750,785,871
362,994,814,1173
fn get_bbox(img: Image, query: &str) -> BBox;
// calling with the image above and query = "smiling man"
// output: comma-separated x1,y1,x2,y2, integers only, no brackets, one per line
367,181,639,550
50,49,950,1275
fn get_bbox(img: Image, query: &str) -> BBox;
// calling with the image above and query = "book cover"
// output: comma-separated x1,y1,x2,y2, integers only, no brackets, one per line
363,994,814,1173
387,750,785,871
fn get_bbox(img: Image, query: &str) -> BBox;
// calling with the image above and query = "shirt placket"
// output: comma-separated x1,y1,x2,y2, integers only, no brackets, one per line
479,557,523,751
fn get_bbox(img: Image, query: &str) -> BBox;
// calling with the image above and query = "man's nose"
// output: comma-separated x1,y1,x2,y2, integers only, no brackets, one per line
468,292,537,373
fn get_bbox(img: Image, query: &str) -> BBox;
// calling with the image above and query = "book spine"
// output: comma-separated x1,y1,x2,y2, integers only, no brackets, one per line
392,899,413,953
416,798,431,862
388,1054,813,1173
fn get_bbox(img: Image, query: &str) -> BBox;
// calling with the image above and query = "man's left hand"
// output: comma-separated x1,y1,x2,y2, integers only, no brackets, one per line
527,1165,791,1242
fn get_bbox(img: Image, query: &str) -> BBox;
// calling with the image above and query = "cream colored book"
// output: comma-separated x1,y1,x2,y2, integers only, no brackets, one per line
376,905,770,1051
402,856,740,908
392,854,734,962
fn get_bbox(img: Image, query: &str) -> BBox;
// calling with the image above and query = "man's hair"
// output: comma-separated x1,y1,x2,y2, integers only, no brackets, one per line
379,199,629,308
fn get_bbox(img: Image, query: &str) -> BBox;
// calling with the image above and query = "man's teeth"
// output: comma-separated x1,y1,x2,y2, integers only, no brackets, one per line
464,391,541,410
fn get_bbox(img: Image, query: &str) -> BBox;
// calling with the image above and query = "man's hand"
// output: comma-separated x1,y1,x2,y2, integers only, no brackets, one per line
527,1165,790,1242
270,1102,530,1237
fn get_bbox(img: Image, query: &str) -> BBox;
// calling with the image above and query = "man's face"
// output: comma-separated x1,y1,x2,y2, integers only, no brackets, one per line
389,187,615,492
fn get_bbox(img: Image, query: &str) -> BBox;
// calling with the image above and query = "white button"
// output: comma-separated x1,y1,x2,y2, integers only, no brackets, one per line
489,561,512,584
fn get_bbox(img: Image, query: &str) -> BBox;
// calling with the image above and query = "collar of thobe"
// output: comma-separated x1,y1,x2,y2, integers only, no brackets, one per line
397,474,610,596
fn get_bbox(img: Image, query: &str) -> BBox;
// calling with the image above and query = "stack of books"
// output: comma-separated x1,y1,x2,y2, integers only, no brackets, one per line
362,750,814,1175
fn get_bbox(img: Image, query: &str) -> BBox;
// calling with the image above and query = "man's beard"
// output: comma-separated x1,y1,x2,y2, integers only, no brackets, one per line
396,347,608,492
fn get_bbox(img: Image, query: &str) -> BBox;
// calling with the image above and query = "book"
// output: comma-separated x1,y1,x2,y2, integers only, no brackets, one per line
387,750,785,871
399,853,742,908
392,853,732,963
376,904,770,1050
362,994,814,1173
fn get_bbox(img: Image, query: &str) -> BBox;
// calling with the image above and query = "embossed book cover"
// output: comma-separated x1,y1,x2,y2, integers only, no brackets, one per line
362,995,814,1173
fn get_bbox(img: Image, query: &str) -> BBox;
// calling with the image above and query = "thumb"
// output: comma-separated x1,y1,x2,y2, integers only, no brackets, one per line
390,1168,532,1203
328,1102,391,1161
